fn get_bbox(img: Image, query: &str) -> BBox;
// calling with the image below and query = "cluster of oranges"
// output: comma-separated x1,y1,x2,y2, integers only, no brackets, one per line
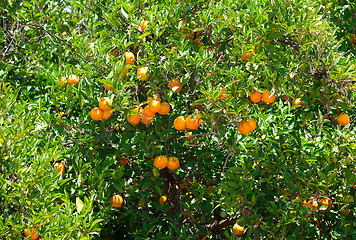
127,96,171,125
154,155,179,170
90,97,113,121
174,113,203,131
57,74,80,87
238,119,257,135
250,90,276,104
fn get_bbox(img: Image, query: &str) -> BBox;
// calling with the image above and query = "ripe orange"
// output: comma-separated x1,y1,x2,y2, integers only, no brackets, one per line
241,47,256,62
54,162,65,174
158,102,170,115
232,223,245,235
140,115,154,125
24,227,39,240
154,155,168,169
246,119,256,132
139,20,148,32
128,114,141,125
102,110,112,119
341,209,350,216
262,90,276,103
147,94,161,102
108,49,118,56
103,79,114,90
169,79,182,93
148,100,161,113
220,87,227,94
250,91,262,103
67,74,79,86
110,194,123,208
99,97,112,111
292,98,304,108
186,115,200,130
320,198,332,211
123,52,135,65
238,120,251,135
303,200,319,215
159,195,167,205
137,67,149,81
90,107,103,121
57,76,67,87
119,158,129,165
174,116,186,130
143,105,155,117
167,157,179,170
337,114,350,126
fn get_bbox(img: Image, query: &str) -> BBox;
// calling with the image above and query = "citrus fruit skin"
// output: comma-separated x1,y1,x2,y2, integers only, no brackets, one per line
104,79,114,90
159,195,167,205
140,20,148,32
140,115,154,125
185,115,200,130
128,114,140,125
320,198,332,210
67,74,79,86
158,102,170,115
90,107,103,121
174,116,186,130
137,67,149,81
57,76,67,87
241,47,256,62
342,209,350,216
102,110,112,119
238,120,251,135
232,223,245,235
148,100,161,113
167,157,179,170
110,194,123,208
337,114,350,126
262,90,276,103
154,155,168,169
246,119,256,132
24,228,39,240
250,91,262,103
292,98,304,108
124,52,135,65
99,97,112,111
54,162,65,174
169,79,182,93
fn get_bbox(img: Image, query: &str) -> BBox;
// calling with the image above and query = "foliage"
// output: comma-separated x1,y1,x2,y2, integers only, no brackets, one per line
1,0,355,239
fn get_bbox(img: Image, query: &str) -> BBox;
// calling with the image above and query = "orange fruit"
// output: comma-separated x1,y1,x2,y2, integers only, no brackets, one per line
241,47,256,62
140,115,154,125
110,194,123,208
158,102,170,115
167,157,179,170
67,74,79,86
57,76,67,87
137,67,149,81
24,227,39,240
262,90,276,103
123,52,135,65
99,97,112,111
250,91,262,103
246,119,256,132
304,200,319,215
148,100,161,113
292,98,304,108
186,115,200,130
108,49,118,56
159,195,167,205
238,120,251,135
90,107,103,121
103,79,114,90
220,87,227,94
341,209,350,216
139,20,148,32
219,94,229,100
54,162,65,175
119,158,129,165
154,155,168,169
143,105,155,117
337,114,350,126
232,223,245,235
147,94,161,102
128,114,141,125
174,116,186,130
169,79,182,93
320,198,332,211
102,110,112,119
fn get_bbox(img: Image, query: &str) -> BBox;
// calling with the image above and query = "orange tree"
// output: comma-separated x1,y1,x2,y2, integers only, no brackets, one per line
1,0,355,239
